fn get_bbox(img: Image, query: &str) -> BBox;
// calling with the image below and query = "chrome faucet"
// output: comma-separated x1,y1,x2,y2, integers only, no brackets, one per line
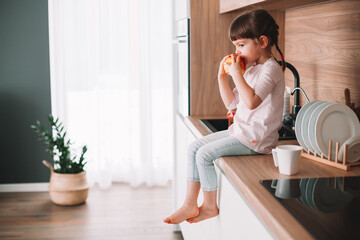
291,87,310,104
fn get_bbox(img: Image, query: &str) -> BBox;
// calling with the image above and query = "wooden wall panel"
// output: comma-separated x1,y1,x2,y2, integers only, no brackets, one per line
190,0,285,116
284,0,360,107
190,0,237,116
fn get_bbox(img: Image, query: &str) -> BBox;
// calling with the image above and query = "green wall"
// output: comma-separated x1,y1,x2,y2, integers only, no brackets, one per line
0,0,52,183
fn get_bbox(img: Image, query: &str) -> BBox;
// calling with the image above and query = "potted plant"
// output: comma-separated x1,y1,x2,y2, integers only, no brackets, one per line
31,114,89,206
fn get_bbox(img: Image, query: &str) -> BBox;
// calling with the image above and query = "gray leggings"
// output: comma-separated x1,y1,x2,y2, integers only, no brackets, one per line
187,130,259,191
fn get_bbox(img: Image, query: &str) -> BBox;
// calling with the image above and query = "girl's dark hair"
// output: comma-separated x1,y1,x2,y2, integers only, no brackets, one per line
229,9,286,71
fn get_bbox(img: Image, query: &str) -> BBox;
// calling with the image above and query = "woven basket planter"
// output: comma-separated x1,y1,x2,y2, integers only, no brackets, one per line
43,160,89,206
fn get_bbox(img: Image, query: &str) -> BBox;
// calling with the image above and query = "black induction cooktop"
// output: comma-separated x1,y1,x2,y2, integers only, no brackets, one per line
260,176,360,239
200,119,296,140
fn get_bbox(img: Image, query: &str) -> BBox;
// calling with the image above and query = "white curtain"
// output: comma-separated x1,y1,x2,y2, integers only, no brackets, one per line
48,0,174,188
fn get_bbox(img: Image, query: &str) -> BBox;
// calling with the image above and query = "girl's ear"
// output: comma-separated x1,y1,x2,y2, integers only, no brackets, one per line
259,35,269,48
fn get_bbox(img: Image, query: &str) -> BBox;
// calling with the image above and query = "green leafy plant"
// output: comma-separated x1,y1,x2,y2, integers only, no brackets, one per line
31,114,87,174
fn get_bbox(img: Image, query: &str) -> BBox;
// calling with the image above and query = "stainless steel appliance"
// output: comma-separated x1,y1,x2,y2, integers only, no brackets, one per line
175,18,190,117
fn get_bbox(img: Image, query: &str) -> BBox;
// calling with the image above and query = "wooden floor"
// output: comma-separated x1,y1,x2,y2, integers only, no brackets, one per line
0,183,183,240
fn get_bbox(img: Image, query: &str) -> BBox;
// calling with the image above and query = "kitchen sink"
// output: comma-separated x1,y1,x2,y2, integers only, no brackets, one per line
200,119,296,140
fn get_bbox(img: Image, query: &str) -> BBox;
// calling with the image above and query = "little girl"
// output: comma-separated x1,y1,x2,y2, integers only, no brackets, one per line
164,9,285,224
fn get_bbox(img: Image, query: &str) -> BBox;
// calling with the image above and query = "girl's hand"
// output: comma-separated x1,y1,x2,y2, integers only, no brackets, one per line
227,55,243,78
218,55,236,108
218,55,229,79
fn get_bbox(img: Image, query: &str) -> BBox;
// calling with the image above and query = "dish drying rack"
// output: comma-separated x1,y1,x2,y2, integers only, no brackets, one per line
301,140,360,171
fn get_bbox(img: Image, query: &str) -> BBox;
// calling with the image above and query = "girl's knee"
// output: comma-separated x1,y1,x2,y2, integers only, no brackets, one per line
187,139,203,156
195,146,216,166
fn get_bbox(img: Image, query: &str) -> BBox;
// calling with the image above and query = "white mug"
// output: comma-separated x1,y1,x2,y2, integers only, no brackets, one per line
272,145,302,175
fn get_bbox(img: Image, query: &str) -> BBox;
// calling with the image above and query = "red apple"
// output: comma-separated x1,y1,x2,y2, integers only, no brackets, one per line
223,54,246,76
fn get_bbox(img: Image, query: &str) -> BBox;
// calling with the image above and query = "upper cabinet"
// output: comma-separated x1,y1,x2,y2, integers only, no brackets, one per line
174,0,190,21
219,0,335,13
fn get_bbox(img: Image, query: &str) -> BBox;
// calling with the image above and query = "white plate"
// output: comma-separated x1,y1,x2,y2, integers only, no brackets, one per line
295,101,320,151
308,102,334,155
339,136,360,163
315,103,360,160
301,101,325,153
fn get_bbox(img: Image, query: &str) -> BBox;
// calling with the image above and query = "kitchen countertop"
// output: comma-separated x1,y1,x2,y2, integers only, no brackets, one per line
186,116,360,239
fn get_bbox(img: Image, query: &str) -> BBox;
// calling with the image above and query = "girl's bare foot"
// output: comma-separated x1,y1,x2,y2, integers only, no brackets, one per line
163,204,200,224
186,204,219,223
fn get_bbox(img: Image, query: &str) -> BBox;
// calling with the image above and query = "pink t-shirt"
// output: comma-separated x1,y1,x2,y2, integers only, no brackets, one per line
226,57,284,154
